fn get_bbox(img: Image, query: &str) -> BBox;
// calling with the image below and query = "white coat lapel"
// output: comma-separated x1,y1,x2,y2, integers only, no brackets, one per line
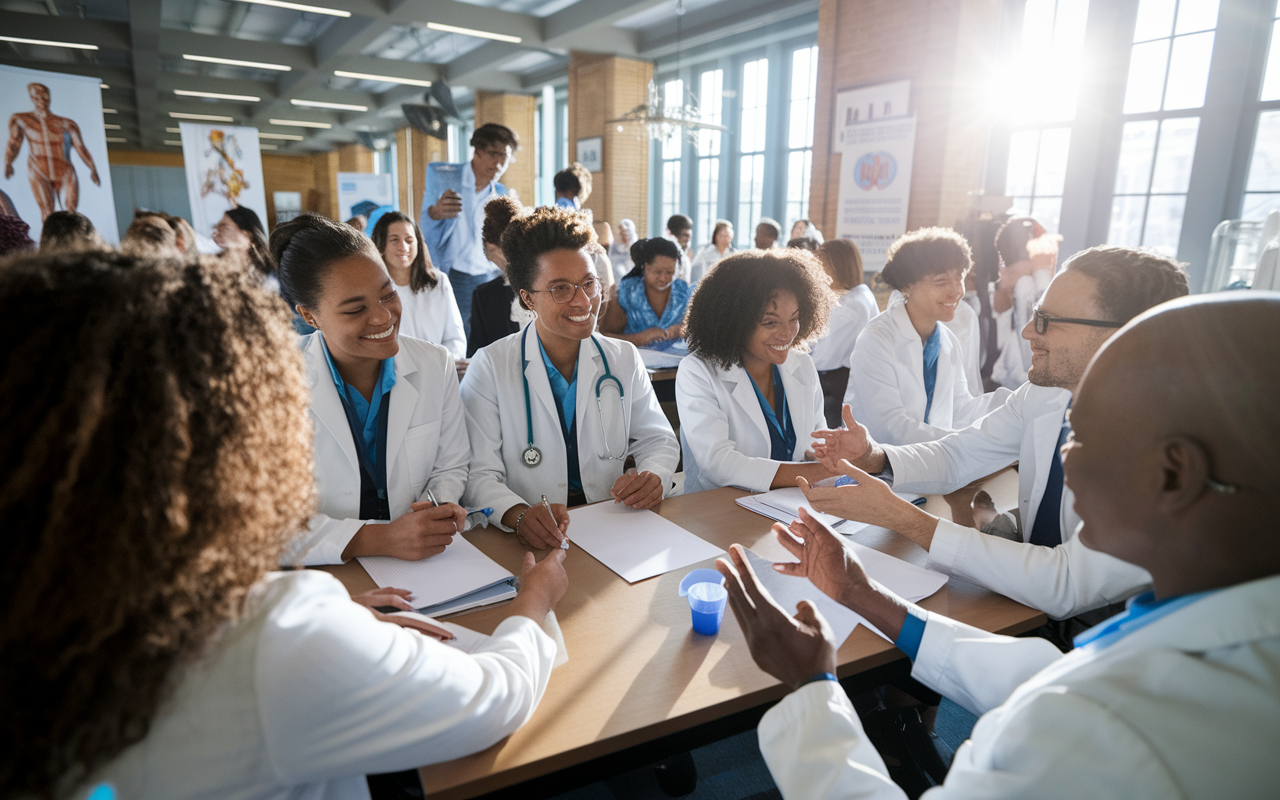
385,355,417,471
777,356,813,457
305,334,359,474
523,327,562,433
575,336,603,442
890,301,925,380
727,365,770,446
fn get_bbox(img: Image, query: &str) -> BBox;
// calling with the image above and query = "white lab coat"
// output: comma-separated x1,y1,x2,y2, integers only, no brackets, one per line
843,299,1011,446
395,274,467,360
880,381,1151,618
809,284,878,372
758,572,1280,799
689,243,735,286
284,333,471,566
676,352,825,494
460,328,680,526
87,570,557,800
941,293,982,395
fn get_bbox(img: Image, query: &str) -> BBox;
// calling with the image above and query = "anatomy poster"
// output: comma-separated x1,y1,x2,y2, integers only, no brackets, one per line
179,122,267,238
0,64,118,244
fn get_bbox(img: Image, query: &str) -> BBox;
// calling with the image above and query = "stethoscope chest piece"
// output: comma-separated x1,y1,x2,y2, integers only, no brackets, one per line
522,445,542,467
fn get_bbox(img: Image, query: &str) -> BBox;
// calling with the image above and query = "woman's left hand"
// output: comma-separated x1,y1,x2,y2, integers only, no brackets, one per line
610,469,665,509
455,358,469,379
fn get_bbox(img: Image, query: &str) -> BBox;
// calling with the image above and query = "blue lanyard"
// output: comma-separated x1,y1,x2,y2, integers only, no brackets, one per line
1073,589,1214,651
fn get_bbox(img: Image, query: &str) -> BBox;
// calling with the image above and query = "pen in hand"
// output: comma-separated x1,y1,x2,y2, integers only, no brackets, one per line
542,494,569,549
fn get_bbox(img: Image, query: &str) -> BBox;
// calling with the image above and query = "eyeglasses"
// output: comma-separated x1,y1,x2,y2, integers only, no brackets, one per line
525,278,601,304
1032,305,1124,335
480,147,512,163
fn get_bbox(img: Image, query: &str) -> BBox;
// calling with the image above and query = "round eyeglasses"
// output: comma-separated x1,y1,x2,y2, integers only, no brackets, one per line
525,278,602,304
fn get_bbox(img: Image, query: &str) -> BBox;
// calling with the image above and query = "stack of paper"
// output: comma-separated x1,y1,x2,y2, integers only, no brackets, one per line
735,487,871,535
566,501,724,583
742,546,948,644
638,347,685,370
359,534,517,617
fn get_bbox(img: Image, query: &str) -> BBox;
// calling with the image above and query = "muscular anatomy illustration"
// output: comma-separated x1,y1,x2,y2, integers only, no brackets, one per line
5,83,101,220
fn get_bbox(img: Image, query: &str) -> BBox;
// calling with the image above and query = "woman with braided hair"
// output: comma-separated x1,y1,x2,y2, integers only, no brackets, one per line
0,248,567,800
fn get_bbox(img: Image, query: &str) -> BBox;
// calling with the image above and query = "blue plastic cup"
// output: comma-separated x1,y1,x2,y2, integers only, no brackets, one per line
679,568,728,635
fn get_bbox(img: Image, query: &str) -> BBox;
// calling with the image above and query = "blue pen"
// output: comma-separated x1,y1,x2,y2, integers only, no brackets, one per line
466,507,494,517
834,475,859,487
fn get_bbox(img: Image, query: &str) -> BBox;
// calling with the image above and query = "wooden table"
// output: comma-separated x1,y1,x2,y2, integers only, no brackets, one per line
323,471,1041,799
647,366,678,382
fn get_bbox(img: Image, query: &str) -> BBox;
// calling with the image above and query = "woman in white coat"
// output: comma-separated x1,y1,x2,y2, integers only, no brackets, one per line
808,238,879,427
676,249,838,494
371,211,468,365
461,206,680,549
276,214,472,566
844,227,1011,446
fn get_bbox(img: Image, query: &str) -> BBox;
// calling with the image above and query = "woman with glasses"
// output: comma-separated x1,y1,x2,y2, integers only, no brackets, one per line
843,228,1012,447
460,207,680,549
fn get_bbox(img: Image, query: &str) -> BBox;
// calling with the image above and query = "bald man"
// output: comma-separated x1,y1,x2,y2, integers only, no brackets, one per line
806,245,1188,621
720,293,1280,798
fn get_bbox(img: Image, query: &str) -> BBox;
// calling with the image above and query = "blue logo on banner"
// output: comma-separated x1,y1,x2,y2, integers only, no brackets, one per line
853,152,897,190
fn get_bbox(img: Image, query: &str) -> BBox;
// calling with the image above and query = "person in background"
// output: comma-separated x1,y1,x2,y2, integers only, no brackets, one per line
721,293,1280,800
122,211,181,258
990,216,1057,389
843,227,1012,447
787,236,820,253
469,195,534,357
790,218,824,244
213,206,274,281
461,206,679,547
942,270,984,396
755,217,782,249
610,218,638,284
808,238,879,428
422,123,518,338
589,219,617,297
171,215,199,260
0,213,34,256
0,246,569,800
600,237,689,347
37,209,102,253
275,213,471,566
345,214,368,232
676,250,837,494
553,163,592,210
370,211,467,369
665,213,694,282
690,219,734,285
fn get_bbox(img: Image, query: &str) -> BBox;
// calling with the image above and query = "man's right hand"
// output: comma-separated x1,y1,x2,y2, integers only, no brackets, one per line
811,404,886,473
342,504,461,561
427,189,462,220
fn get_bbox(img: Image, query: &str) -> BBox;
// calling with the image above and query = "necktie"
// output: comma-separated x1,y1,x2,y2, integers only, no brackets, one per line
1028,413,1070,547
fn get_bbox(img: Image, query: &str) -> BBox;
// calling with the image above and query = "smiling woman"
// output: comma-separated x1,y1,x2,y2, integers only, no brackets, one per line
370,211,467,362
270,213,473,566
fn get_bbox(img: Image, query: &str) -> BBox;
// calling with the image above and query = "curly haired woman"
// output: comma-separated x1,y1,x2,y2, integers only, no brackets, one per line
0,249,567,800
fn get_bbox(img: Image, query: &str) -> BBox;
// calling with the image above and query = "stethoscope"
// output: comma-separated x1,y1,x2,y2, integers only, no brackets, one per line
519,325,626,467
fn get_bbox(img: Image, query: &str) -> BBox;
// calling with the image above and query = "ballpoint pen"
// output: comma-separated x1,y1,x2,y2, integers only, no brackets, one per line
542,494,569,549
424,486,459,532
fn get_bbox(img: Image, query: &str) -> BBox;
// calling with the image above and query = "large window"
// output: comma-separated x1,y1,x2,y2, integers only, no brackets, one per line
736,58,769,247
695,69,724,247
1106,0,1221,255
785,46,819,228
1242,2,1280,220
660,79,685,227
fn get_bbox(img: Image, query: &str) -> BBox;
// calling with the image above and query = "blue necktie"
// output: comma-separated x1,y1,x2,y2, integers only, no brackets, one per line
1028,414,1070,547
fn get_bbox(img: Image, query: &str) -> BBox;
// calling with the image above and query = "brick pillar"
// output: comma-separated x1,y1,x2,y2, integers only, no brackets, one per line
809,0,1001,238
310,150,339,219
568,52,653,235
397,126,448,222
337,143,375,174
474,91,537,203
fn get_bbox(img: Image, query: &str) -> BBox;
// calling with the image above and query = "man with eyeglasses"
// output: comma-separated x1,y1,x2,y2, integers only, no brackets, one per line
422,123,519,337
805,245,1189,626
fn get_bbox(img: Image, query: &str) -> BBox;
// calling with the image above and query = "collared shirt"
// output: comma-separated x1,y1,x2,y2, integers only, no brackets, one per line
537,334,581,492
320,337,397,471
1073,589,1217,651
749,365,796,462
444,162,498,276
921,324,943,423
554,196,580,210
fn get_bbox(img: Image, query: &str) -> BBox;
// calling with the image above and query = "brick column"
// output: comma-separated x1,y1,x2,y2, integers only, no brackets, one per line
568,52,653,235
474,91,537,203
337,143,375,174
310,150,339,219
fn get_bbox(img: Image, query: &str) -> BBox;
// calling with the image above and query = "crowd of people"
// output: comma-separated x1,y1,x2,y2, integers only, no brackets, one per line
1,119,1276,800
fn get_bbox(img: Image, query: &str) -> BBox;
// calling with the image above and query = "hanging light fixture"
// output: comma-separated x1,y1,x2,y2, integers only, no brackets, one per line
605,0,726,149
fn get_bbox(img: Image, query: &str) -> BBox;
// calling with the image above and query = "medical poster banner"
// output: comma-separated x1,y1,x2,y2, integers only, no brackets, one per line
0,64,118,244
833,115,917,272
337,171,395,224
179,122,267,238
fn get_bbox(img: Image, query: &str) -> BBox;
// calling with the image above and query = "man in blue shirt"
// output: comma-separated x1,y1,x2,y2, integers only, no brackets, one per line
420,123,518,337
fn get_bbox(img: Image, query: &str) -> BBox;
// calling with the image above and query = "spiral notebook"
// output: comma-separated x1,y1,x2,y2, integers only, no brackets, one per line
359,535,517,617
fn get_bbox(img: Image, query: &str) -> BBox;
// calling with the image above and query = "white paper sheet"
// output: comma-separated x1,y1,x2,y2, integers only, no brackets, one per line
638,348,685,369
359,534,515,611
742,541,948,644
566,502,724,583
735,489,871,535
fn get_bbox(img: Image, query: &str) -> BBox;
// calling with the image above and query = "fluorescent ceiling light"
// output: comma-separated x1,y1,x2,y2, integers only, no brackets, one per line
334,70,432,88
0,35,98,50
229,0,350,17
104,123,121,130
105,137,126,143
260,144,279,150
100,83,109,89
169,112,235,122
164,140,183,146
259,132,305,140
291,98,367,111
175,89,261,102
269,118,331,129
103,108,118,114
183,54,292,71
166,127,180,133
424,22,521,43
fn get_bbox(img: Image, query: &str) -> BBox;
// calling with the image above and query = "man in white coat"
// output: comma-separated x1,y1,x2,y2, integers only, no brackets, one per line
718,292,1280,798
808,246,1188,620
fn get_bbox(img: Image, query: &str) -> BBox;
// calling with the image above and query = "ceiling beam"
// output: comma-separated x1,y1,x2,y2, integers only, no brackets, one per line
127,0,163,147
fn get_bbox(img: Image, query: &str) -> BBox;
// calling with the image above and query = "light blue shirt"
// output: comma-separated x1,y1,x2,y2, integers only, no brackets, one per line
921,324,942,423
320,337,397,469
420,161,505,277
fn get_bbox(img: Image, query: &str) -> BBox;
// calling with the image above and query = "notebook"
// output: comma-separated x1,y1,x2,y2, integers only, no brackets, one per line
359,534,517,617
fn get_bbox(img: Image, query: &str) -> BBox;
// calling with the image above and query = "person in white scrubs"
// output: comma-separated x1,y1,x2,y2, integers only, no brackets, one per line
370,211,468,366
3,246,571,800
990,216,1059,389
689,219,735,285
676,249,838,494
844,227,1011,446
273,213,472,566
461,206,680,549
718,293,1280,799
807,238,879,427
